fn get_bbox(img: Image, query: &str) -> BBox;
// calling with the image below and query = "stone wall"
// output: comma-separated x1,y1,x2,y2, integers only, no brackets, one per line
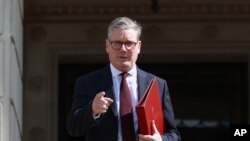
0,0,23,141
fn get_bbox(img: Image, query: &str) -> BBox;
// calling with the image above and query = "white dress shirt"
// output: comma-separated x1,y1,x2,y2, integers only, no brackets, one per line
110,63,139,141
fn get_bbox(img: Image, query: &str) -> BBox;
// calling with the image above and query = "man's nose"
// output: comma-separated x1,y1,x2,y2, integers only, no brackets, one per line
120,44,127,51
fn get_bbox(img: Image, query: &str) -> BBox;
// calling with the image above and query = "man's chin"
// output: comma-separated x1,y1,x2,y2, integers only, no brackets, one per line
118,63,132,71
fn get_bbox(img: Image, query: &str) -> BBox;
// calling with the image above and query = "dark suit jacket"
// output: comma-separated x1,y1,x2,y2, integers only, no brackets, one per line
67,65,181,141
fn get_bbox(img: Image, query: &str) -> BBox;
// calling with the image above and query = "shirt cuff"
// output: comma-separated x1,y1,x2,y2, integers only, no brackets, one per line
93,114,101,120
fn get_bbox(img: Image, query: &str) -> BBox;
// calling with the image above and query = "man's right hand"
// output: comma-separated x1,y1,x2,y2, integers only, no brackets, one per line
92,91,113,117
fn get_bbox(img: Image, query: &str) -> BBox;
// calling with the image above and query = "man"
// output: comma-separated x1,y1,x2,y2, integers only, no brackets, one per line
67,17,180,141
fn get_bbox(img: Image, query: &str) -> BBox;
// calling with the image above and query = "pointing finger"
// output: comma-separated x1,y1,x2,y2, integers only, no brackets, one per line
104,97,113,105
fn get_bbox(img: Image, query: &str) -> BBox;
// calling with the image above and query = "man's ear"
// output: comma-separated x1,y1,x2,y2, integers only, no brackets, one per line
105,39,109,53
137,41,142,54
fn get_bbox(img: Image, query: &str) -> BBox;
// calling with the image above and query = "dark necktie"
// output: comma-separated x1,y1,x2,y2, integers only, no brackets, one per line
120,72,136,141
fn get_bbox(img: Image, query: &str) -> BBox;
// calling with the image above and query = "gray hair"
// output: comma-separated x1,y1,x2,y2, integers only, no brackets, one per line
107,17,142,40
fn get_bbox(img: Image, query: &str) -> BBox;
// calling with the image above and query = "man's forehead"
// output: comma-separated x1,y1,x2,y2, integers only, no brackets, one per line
110,28,138,39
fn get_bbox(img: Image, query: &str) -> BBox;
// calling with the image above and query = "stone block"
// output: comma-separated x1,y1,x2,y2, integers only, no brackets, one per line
0,41,3,97
10,1,23,72
0,0,3,35
0,102,3,141
19,0,23,18
9,43,23,127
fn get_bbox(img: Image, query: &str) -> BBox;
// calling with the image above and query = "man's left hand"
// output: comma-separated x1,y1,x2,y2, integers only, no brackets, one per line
138,120,162,141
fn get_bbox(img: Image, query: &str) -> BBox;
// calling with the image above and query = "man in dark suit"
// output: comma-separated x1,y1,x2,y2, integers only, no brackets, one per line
67,17,181,141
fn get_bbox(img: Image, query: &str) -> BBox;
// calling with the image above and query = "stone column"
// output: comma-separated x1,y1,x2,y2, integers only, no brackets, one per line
0,0,23,141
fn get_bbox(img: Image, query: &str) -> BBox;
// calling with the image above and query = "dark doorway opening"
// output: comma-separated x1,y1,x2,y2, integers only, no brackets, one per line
58,63,248,141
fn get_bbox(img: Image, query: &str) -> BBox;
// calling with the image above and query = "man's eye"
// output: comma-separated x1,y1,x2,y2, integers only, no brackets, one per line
114,41,123,45
125,42,134,46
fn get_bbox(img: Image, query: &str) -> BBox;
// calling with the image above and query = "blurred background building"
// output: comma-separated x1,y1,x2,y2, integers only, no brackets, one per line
1,0,250,141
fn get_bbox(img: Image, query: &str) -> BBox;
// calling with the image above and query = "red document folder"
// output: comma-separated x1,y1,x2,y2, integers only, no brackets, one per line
136,78,165,135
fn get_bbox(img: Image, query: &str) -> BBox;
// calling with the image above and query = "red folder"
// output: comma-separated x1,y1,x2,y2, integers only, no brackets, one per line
136,78,165,135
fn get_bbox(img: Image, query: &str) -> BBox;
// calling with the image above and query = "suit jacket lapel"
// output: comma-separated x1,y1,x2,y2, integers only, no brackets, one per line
99,65,118,117
137,68,154,100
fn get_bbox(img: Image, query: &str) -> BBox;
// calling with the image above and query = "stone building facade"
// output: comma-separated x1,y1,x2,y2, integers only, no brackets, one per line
1,0,250,141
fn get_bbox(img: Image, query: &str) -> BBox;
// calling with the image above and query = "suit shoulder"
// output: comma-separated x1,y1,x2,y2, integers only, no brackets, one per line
138,68,165,80
76,66,108,84
139,68,167,84
138,68,155,78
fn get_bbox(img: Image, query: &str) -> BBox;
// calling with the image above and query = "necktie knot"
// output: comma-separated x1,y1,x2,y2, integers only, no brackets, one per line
121,72,129,79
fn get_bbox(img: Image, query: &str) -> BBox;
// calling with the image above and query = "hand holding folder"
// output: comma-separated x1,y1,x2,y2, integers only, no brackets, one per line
136,78,165,135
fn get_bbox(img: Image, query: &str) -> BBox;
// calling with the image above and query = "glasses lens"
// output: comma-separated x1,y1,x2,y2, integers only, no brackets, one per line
125,41,135,48
112,41,122,49
110,40,137,50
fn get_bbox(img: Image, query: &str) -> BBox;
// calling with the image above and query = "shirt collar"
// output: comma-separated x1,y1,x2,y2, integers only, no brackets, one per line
110,63,137,78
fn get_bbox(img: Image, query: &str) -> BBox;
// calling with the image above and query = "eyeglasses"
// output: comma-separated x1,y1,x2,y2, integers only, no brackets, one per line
108,40,138,50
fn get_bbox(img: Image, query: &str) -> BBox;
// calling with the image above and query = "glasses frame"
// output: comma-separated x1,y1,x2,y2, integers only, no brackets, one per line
108,40,138,50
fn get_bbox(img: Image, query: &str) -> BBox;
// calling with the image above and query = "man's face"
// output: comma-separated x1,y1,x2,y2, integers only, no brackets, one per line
106,28,141,72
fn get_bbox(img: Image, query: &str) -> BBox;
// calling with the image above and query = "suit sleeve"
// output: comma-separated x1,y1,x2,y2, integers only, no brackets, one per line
160,80,181,141
66,77,99,137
